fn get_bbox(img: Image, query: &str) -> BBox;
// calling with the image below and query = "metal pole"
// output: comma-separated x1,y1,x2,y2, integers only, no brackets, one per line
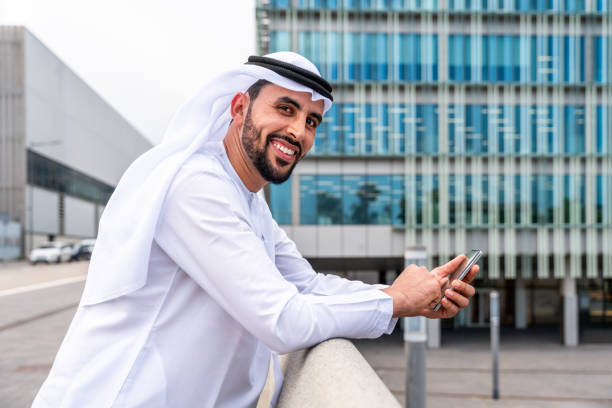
490,290,500,400
404,246,427,408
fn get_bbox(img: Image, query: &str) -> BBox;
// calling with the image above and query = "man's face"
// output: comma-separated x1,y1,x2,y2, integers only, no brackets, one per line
240,84,324,184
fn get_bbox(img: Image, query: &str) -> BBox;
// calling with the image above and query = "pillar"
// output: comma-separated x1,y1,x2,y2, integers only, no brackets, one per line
562,276,579,346
515,278,527,329
426,318,441,348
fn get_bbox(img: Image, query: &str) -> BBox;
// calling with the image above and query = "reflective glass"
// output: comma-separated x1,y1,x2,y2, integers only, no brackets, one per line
596,175,604,224
269,179,292,225
269,31,290,52
595,36,610,84
498,175,506,225
316,175,343,224
300,175,317,224
27,150,114,205
367,175,392,224
449,174,457,225
391,175,405,225
343,175,369,224
596,106,610,154
482,175,489,225
564,106,585,154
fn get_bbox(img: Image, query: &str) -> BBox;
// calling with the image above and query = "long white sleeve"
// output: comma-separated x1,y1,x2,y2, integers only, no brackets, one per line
271,219,390,295
154,161,394,354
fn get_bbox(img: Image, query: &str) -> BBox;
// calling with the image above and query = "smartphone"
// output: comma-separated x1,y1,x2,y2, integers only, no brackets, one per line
432,250,482,312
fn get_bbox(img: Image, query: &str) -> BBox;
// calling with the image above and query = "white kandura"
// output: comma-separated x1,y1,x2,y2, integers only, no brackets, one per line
33,141,396,407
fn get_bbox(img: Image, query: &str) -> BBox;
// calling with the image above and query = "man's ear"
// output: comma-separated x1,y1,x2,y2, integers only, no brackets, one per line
230,92,250,126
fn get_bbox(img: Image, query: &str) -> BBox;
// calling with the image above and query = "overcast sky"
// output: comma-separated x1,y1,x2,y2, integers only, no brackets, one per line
0,0,256,144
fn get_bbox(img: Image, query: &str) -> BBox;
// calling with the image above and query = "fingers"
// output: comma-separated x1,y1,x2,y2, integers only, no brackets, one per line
444,289,470,309
451,279,476,298
441,297,459,316
460,265,480,285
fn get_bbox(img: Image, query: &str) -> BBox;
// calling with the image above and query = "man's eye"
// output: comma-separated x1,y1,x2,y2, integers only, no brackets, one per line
279,105,292,113
307,118,318,128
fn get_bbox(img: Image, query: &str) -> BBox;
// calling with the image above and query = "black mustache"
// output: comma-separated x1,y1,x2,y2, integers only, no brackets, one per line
267,134,302,157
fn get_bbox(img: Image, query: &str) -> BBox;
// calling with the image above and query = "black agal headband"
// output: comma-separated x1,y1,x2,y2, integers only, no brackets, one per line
246,56,333,102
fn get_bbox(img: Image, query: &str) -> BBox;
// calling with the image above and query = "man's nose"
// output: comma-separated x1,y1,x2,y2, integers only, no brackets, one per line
286,116,306,140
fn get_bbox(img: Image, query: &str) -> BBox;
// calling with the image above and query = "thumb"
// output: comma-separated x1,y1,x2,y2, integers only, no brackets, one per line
432,255,466,280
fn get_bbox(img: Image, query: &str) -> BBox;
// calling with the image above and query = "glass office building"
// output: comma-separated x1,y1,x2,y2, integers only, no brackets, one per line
256,1,611,343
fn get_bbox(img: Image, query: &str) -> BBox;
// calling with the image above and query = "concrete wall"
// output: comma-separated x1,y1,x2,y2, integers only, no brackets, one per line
26,186,59,235
64,195,96,238
0,27,27,225
23,29,152,187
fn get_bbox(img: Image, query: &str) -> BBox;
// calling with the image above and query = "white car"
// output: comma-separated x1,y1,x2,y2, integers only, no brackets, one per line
29,242,73,264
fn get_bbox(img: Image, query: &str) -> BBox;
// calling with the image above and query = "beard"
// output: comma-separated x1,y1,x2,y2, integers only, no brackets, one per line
241,107,301,184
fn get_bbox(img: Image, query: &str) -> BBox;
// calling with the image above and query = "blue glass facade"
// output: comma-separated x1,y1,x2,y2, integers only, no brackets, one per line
292,32,438,82
269,178,292,225
259,1,612,283
286,0,608,11
449,34,585,84
270,30,609,85
275,172,611,227
448,105,588,155
313,103,438,155
296,174,404,225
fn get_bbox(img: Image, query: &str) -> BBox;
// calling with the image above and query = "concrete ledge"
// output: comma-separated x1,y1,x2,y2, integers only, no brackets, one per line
276,338,401,408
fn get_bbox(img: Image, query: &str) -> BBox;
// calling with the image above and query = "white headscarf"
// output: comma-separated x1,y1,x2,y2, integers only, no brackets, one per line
81,52,333,305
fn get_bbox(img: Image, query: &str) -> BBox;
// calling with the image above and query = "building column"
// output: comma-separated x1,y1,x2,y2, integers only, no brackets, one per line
426,318,440,349
515,278,527,329
562,276,579,346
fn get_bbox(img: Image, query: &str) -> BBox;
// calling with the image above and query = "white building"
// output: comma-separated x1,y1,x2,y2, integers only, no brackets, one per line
0,26,152,257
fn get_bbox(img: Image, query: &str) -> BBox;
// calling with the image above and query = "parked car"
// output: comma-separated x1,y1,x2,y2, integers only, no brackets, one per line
71,239,96,261
29,242,73,264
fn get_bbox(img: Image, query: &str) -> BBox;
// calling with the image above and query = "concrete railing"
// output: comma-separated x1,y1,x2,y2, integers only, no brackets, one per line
275,338,401,408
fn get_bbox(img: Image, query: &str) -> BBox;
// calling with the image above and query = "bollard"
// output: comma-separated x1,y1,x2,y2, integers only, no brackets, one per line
404,246,427,408
490,290,500,400
404,317,426,408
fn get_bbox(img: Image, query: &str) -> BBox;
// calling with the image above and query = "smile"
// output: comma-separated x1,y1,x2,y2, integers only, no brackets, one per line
271,140,298,161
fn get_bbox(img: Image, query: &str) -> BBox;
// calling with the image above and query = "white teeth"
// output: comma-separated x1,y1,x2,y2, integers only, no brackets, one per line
274,142,295,156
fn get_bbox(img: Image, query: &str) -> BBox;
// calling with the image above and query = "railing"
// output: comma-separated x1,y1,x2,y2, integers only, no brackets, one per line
273,338,400,408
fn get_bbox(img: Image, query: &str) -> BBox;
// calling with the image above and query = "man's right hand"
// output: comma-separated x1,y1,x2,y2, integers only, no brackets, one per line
380,256,465,318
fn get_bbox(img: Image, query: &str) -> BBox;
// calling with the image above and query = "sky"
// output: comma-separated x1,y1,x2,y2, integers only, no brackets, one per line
0,0,256,144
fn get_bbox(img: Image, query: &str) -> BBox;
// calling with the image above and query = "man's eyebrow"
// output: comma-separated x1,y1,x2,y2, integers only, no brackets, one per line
276,96,323,124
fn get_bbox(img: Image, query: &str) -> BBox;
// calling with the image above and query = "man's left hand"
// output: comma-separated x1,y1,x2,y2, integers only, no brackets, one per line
417,255,479,319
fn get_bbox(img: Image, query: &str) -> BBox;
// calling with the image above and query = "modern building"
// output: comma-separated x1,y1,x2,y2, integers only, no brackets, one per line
256,0,611,345
0,26,152,258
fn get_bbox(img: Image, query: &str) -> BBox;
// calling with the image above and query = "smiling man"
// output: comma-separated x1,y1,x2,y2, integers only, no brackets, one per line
33,53,478,408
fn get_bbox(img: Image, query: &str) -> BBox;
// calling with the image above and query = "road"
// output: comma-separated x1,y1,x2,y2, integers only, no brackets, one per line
0,262,86,407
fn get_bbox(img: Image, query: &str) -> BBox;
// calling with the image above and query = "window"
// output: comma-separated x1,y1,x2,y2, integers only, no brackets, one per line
269,178,292,225
27,150,114,205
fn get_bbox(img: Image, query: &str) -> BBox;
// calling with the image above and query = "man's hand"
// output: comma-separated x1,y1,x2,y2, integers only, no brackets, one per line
381,262,451,318
380,255,479,319
419,256,479,319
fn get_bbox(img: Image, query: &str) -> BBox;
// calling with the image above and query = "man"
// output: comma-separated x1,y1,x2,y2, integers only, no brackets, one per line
33,52,478,407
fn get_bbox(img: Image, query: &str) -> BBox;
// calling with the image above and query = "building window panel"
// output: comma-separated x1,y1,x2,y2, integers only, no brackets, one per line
317,175,343,224
343,175,368,224
299,175,317,225
596,106,610,154
27,150,113,205
270,31,290,53
269,179,292,225
595,36,610,84
366,175,392,224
